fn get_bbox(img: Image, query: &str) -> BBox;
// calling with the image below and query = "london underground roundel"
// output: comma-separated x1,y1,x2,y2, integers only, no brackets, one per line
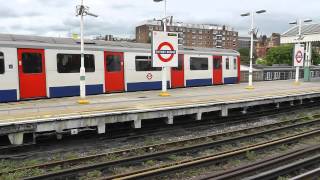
152,31,178,67
294,44,305,67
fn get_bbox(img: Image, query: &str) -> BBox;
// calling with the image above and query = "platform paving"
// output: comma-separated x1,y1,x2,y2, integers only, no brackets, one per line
0,79,320,145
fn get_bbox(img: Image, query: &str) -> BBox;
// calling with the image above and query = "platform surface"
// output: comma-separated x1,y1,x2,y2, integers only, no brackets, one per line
0,79,320,125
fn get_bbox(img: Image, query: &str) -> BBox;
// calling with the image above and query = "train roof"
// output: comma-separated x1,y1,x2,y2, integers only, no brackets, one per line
0,34,239,56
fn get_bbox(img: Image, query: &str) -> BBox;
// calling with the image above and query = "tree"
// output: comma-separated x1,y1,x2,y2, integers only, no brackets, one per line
312,48,320,65
265,45,320,66
238,48,256,65
265,45,294,65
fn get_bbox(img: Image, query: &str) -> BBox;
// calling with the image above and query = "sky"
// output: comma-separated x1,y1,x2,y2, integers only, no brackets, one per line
0,0,319,39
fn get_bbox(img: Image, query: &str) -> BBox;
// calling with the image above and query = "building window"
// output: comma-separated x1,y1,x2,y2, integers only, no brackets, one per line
190,57,208,70
22,52,43,74
135,56,161,71
226,58,230,70
57,54,95,73
106,55,121,72
234,58,237,70
0,52,4,74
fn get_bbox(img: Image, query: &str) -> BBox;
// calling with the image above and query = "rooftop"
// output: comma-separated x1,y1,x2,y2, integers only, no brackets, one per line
281,23,320,43
138,19,235,31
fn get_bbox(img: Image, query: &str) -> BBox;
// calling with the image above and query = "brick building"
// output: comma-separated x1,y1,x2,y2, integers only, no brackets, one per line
136,20,238,49
256,33,281,58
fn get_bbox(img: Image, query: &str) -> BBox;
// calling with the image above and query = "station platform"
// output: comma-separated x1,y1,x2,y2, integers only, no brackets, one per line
1,79,320,145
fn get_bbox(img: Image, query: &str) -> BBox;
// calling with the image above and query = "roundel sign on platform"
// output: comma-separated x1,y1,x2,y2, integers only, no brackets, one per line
152,31,178,67
294,44,305,67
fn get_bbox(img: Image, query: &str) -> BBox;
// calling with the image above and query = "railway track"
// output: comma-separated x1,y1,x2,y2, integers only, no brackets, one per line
1,100,319,156
10,114,320,180
290,167,320,180
199,144,320,179
104,129,320,180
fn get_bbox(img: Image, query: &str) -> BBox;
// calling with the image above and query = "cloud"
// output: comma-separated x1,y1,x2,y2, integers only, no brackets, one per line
0,0,319,39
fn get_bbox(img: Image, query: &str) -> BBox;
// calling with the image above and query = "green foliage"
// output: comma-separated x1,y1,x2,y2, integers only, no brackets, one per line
265,45,294,65
238,48,256,65
265,45,320,66
256,58,267,65
312,49,320,65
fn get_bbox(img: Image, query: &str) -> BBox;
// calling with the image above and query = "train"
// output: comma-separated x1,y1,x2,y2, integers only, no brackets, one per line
0,34,241,103
240,65,320,82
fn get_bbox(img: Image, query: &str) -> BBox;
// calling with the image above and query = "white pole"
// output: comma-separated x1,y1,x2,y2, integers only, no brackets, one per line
78,0,88,104
295,19,302,85
160,0,169,96
247,11,254,89
295,66,299,83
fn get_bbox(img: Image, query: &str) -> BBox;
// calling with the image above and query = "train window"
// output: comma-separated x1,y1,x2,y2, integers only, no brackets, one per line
0,52,4,74
135,56,161,71
213,57,221,69
226,58,230,70
22,53,42,73
190,57,208,70
234,58,237,70
57,54,95,73
106,55,121,72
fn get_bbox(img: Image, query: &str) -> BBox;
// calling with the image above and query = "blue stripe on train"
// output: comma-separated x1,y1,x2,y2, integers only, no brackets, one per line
186,78,212,87
0,89,17,103
49,84,103,98
127,81,170,92
224,77,238,84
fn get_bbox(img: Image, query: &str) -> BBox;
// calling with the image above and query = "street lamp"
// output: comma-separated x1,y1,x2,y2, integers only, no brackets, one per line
76,0,98,104
241,10,266,90
153,0,171,97
289,19,312,84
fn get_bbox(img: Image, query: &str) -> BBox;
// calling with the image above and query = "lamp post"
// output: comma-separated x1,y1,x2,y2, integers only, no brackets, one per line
290,19,312,84
76,0,98,104
153,0,170,96
241,10,266,90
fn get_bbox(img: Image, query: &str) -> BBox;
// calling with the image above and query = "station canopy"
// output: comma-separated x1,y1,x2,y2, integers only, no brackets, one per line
281,23,320,44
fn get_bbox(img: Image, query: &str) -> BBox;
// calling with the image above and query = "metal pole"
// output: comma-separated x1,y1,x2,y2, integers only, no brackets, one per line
295,19,302,85
246,11,254,89
160,0,169,96
78,0,89,104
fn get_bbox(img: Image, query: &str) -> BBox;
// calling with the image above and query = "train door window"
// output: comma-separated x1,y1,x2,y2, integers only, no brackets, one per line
135,56,161,71
57,54,95,73
233,58,237,70
172,56,183,71
106,55,121,72
190,57,208,70
225,58,230,70
0,52,4,74
22,52,42,73
213,57,221,69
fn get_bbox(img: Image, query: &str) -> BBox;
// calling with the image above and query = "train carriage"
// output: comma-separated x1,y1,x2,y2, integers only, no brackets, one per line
0,34,240,103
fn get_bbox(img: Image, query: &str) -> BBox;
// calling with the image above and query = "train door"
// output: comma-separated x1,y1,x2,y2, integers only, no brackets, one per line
104,51,124,92
171,54,184,88
213,56,223,85
18,49,47,99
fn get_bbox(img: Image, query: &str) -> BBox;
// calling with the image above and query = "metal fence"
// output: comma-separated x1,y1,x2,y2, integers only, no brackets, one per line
240,67,320,82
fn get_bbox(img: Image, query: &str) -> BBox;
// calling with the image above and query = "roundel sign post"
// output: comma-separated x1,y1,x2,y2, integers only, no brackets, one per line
152,31,178,96
293,44,305,85
294,44,305,67
152,31,178,67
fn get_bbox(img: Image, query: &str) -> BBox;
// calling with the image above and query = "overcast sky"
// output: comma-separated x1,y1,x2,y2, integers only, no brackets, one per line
0,0,319,39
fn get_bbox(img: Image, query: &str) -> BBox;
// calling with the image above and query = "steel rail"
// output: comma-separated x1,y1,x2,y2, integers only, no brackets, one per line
103,129,320,180
197,144,320,180
22,118,320,180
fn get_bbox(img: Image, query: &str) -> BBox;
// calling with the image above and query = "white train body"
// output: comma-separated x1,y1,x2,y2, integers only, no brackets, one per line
0,34,240,102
